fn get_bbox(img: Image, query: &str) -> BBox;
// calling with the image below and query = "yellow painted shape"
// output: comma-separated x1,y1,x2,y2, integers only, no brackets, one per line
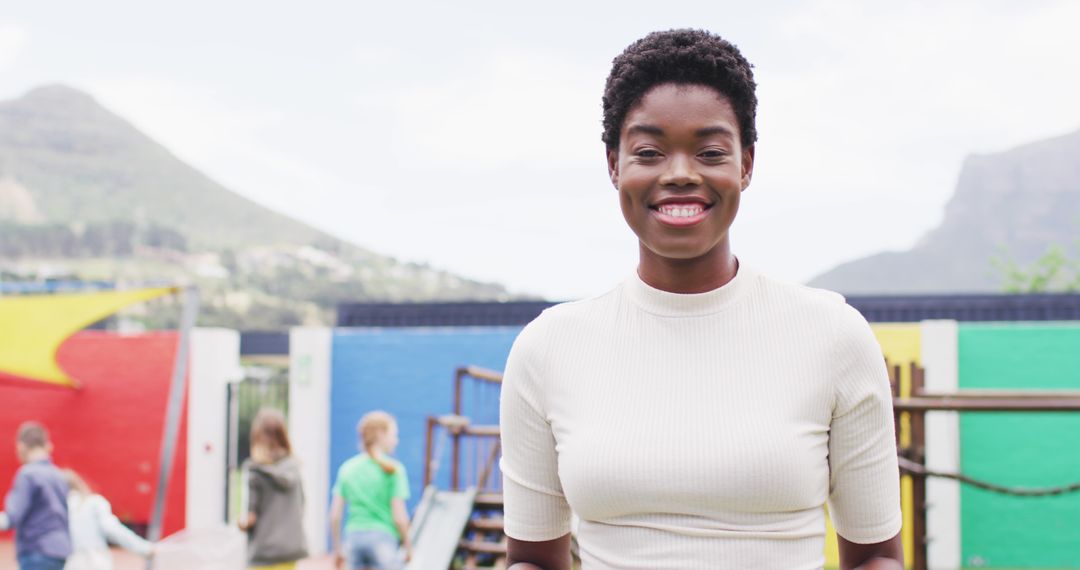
825,323,920,568
824,506,839,567
0,287,176,387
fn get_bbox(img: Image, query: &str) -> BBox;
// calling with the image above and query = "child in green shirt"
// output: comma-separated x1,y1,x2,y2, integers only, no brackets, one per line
329,411,411,570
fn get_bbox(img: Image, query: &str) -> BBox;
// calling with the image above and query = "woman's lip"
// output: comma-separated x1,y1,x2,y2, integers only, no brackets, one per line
651,203,711,227
651,197,712,207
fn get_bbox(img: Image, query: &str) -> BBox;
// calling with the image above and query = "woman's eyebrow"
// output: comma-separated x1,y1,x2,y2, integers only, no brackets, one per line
626,124,735,139
626,124,665,137
695,125,735,138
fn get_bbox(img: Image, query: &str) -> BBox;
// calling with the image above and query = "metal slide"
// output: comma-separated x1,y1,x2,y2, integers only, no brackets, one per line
405,485,479,570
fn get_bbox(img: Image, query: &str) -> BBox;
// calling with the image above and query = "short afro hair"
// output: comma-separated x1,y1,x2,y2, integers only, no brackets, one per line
602,29,758,151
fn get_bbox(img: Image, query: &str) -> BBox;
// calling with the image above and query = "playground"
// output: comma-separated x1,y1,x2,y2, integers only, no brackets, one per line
2,290,1080,569
0,544,337,569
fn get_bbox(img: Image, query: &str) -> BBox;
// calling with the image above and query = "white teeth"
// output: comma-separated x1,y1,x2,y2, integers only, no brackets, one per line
659,205,703,217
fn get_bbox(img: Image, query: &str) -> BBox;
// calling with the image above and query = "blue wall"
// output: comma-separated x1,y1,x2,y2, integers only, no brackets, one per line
328,327,519,513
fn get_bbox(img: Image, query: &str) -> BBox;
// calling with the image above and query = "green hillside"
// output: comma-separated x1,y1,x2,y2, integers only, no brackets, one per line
0,85,517,328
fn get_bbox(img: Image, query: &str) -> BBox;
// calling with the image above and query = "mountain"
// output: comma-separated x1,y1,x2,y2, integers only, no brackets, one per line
0,85,342,248
808,128,1080,294
0,85,516,328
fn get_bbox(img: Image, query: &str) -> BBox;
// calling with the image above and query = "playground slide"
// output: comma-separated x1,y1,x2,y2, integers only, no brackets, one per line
406,485,478,570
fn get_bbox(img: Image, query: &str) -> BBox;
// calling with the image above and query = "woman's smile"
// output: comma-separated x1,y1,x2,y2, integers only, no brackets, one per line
651,198,714,227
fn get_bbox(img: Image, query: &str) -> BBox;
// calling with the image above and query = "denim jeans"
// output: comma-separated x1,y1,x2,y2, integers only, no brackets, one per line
17,552,66,570
345,529,402,570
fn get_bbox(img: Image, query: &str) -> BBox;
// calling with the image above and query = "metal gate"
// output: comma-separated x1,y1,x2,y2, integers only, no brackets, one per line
224,366,289,522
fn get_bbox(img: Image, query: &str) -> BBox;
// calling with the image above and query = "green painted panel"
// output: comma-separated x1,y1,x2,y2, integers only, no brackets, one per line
959,324,1080,568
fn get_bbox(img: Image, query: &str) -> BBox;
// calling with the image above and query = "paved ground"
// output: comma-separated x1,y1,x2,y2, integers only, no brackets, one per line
0,541,336,569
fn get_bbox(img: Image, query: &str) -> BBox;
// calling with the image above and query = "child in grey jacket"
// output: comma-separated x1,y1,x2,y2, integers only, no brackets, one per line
238,409,308,570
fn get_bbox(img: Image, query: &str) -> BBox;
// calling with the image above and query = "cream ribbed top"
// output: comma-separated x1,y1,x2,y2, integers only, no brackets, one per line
499,265,902,569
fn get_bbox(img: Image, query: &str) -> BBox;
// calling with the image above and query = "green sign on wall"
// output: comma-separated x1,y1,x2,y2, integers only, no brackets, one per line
959,324,1080,568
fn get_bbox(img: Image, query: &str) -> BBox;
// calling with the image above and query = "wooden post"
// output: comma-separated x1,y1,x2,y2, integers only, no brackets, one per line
910,363,928,570
889,360,901,447
424,416,435,488
453,368,464,490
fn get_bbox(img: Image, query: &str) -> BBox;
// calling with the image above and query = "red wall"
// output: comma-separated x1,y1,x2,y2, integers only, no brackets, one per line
0,331,187,538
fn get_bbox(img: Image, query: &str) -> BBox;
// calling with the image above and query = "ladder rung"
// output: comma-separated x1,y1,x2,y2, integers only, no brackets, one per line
459,539,507,554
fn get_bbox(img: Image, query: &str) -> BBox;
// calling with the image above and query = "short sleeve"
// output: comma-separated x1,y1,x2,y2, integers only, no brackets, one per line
393,464,410,499
826,305,903,544
499,317,572,542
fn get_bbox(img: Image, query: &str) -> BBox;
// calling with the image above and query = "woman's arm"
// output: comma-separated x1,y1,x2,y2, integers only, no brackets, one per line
838,532,903,570
507,534,572,570
390,498,412,562
827,307,905,570
500,320,574,568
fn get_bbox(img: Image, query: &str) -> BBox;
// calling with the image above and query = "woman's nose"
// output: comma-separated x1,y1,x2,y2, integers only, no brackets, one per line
659,153,702,187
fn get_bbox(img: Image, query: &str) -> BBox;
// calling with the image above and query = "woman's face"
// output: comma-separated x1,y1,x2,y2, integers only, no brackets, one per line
607,83,753,267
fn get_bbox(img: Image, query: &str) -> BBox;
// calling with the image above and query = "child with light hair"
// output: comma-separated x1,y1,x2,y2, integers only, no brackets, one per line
62,469,153,570
329,411,412,570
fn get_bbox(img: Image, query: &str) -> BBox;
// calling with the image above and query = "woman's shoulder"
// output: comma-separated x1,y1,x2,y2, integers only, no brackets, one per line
749,269,874,338
509,292,620,367
752,270,856,316
545,284,624,317
519,284,625,337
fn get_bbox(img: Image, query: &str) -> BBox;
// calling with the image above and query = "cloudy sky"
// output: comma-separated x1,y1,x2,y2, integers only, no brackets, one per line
2,1,1079,299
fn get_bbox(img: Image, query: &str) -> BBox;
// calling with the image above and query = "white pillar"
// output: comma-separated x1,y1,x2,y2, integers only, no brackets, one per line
289,327,332,555
186,328,243,530
920,320,961,570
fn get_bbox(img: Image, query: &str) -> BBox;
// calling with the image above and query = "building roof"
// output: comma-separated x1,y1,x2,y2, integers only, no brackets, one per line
847,293,1080,323
244,294,1080,354
239,331,290,356
335,293,1080,328
336,301,554,328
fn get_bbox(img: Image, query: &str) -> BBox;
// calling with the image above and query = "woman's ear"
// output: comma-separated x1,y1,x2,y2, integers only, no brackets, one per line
607,149,619,188
741,144,755,190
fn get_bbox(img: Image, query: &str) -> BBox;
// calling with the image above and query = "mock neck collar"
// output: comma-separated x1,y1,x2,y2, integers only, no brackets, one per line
624,261,755,317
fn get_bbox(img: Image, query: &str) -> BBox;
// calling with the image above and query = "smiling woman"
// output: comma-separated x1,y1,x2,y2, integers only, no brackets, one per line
499,29,903,570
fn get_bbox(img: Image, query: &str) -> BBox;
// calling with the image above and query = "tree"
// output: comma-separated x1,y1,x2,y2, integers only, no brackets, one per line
993,243,1080,293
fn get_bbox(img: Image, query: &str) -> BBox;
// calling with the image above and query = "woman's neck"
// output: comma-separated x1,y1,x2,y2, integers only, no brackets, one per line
637,244,737,294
